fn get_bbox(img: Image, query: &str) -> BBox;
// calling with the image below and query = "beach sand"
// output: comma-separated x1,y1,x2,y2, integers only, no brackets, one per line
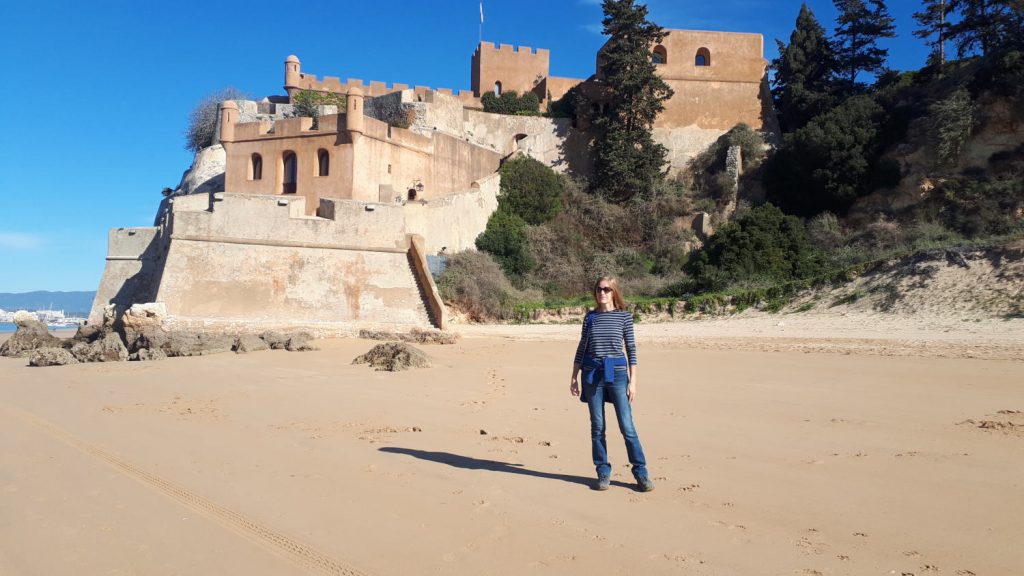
1,316,1022,575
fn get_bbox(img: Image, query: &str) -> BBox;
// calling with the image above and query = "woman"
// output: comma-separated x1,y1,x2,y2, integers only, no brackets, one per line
569,276,654,492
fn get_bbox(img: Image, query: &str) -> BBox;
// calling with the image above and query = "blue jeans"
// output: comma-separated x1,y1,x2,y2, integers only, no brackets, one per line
584,369,648,479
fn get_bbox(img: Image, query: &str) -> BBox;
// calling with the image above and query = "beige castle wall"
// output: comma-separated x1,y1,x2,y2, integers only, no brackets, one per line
156,241,429,332
472,43,549,99
154,194,433,333
654,30,765,82
658,78,768,130
652,126,729,173
462,110,592,174
651,30,769,131
417,90,466,136
223,114,356,213
88,227,165,325
543,76,584,103
223,109,501,211
404,172,501,254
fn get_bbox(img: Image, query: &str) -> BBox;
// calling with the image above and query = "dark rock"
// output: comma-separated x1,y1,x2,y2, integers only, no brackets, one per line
0,313,64,357
68,332,129,363
131,348,167,361
72,324,105,343
195,333,235,355
352,342,430,371
284,332,314,351
260,331,289,350
233,334,269,354
29,347,79,367
358,328,458,345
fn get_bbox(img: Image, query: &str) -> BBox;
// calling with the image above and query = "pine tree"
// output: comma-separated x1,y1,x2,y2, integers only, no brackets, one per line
591,0,674,202
947,0,1019,57
772,3,838,132
832,0,897,91
914,0,953,65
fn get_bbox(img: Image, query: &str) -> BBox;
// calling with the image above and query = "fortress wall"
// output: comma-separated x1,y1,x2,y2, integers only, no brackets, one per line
154,193,432,333
224,115,354,212
417,91,466,136
473,42,550,98
655,30,766,83
353,135,431,203
156,241,430,333
172,194,408,250
543,76,584,103
430,132,503,196
657,78,768,130
404,173,500,254
652,126,729,174
88,227,165,325
462,110,575,170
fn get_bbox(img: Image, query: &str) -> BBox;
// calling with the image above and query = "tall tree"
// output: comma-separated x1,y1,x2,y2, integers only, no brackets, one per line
947,0,1020,56
832,0,897,91
591,0,674,202
914,0,953,65
772,3,838,132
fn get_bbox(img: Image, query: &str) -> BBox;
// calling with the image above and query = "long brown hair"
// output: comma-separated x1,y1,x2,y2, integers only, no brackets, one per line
592,276,626,311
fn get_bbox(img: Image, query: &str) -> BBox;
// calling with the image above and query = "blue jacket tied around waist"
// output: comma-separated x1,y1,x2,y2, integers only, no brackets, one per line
582,356,628,385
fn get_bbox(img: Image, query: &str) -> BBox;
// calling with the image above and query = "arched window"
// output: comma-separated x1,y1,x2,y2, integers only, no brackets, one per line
250,153,262,181
652,45,667,65
407,188,418,201
282,151,297,194
494,81,502,96
317,149,329,177
695,47,711,67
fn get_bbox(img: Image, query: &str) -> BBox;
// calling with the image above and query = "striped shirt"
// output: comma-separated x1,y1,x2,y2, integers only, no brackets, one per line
573,310,637,366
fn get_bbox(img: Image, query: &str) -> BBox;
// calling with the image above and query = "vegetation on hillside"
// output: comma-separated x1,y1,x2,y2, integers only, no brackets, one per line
588,0,674,202
437,0,1024,320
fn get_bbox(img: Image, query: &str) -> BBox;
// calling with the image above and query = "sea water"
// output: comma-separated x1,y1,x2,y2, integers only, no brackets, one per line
0,322,16,333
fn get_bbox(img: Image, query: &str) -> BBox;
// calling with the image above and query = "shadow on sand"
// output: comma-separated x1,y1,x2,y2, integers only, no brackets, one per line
378,446,634,489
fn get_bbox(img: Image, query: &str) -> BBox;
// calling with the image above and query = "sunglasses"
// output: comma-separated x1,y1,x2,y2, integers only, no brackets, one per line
597,287,614,293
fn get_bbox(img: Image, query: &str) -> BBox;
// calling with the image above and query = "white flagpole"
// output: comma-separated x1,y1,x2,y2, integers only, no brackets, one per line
479,0,483,43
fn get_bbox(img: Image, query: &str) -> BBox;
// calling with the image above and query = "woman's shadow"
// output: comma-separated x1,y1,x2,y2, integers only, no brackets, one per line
378,447,633,489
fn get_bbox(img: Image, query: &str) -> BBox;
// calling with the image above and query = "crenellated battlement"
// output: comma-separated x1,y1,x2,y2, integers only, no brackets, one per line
474,42,550,59
284,55,473,101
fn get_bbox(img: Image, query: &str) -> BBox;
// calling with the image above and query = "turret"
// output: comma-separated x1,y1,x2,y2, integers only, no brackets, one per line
346,86,364,135
219,100,238,143
284,55,301,95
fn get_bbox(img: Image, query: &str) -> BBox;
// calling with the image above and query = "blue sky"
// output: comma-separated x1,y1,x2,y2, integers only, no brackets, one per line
0,0,930,293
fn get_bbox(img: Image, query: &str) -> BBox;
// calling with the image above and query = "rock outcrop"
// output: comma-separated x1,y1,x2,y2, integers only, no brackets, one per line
29,347,79,367
0,312,64,357
352,342,431,371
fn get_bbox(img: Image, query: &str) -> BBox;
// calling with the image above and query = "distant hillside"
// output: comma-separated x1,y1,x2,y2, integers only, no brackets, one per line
0,291,96,316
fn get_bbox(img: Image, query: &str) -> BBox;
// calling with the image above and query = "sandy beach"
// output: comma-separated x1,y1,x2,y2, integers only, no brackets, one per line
1,315,1022,575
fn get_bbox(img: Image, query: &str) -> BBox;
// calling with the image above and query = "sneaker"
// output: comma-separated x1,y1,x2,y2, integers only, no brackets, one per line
593,475,611,491
636,477,655,492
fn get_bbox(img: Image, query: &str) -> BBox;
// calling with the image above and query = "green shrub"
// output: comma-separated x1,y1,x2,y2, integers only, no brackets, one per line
482,90,540,116
292,90,347,129
686,203,825,292
928,88,975,167
766,95,886,216
436,251,541,321
498,157,563,224
476,210,534,277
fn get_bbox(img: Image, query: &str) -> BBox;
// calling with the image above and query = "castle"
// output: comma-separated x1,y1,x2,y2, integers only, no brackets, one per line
89,30,774,334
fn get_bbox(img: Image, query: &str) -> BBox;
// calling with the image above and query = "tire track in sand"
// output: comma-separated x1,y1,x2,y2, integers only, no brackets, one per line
1,402,370,576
